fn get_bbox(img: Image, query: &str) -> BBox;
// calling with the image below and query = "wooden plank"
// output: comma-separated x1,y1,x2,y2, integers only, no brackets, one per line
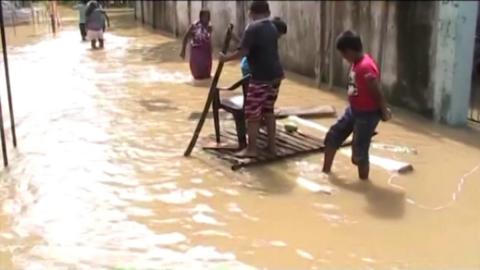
258,128,314,151
276,105,336,119
215,127,325,170
204,123,359,171
257,131,304,154
201,120,381,171
288,116,413,174
280,129,324,148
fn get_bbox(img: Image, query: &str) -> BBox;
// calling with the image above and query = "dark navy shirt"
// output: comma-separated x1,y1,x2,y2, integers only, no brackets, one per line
240,19,284,82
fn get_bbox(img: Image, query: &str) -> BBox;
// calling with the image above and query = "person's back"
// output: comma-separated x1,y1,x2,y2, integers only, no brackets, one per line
240,17,286,77
244,19,283,82
85,1,106,49
77,3,86,23
348,53,380,111
87,7,105,31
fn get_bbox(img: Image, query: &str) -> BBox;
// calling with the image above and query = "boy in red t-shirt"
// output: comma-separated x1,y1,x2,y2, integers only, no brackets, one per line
323,30,392,180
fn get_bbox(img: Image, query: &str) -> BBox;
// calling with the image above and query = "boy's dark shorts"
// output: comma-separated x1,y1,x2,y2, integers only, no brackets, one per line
325,107,380,166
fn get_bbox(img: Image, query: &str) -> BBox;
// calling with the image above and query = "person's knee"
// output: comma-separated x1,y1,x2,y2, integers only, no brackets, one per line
324,128,341,150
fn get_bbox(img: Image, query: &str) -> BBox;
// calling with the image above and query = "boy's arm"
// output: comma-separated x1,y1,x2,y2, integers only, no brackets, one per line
365,73,392,121
220,26,253,63
105,12,110,27
220,49,247,62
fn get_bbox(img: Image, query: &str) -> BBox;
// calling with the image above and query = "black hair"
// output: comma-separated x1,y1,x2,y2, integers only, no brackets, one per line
272,17,287,35
336,30,363,53
81,0,88,5
250,1,270,15
199,9,211,20
85,1,98,17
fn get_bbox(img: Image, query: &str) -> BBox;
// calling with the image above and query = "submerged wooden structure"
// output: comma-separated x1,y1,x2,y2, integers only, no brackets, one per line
202,124,340,171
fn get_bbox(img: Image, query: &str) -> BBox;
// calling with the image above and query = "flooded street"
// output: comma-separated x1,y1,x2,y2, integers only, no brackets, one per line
0,10,480,270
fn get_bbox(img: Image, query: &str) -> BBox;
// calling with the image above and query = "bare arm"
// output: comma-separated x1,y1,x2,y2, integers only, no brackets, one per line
218,75,251,91
180,25,193,59
220,48,247,63
103,11,110,27
366,75,392,121
220,26,252,63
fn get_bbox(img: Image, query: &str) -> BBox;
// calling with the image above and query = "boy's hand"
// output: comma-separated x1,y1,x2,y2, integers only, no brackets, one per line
381,107,392,122
219,52,227,62
179,50,186,59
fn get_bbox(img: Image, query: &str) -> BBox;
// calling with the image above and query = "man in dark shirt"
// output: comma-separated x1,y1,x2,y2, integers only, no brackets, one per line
220,0,284,157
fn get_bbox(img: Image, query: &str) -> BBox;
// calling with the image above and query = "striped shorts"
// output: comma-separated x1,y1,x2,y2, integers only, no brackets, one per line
245,80,280,121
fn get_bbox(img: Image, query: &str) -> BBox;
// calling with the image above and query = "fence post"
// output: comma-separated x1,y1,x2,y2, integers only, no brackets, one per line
377,1,389,77
141,0,144,24
134,0,136,20
328,1,335,90
152,1,156,29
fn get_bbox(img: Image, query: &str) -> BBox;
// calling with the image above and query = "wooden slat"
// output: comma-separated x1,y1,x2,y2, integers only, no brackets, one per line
275,105,336,119
276,129,322,149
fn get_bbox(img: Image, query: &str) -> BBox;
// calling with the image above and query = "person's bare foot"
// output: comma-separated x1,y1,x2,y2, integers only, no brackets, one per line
234,148,257,158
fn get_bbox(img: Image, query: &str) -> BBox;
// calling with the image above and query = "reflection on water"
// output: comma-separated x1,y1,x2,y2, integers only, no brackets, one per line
0,10,479,270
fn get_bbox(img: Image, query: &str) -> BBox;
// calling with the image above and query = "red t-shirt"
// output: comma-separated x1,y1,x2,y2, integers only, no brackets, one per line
347,54,380,111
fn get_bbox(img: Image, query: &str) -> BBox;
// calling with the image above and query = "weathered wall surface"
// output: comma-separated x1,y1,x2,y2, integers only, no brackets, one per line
269,1,320,77
135,0,440,116
176,1,190,36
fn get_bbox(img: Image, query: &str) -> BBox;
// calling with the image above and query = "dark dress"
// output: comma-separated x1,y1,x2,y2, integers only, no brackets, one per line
189,21,212,80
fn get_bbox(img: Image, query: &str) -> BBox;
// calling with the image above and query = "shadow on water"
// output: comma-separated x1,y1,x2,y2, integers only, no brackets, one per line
244,162,296,195
138,98,178,112
328,174,406,219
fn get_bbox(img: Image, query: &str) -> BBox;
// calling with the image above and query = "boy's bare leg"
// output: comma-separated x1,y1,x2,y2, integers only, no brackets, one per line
99,39,104,49
265,112,276,154
358,163,369,180
235,119,260,157
91,40,97,49
322,146,337,174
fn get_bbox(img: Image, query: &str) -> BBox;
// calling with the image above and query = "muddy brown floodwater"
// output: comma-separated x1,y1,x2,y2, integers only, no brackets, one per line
0,9,479,270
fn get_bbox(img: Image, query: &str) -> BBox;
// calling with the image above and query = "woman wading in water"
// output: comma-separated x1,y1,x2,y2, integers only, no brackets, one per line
180,9,213,80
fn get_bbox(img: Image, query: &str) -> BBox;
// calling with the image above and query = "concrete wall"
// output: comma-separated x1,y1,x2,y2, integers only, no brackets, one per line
134,0,477,122
433,1,478,125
